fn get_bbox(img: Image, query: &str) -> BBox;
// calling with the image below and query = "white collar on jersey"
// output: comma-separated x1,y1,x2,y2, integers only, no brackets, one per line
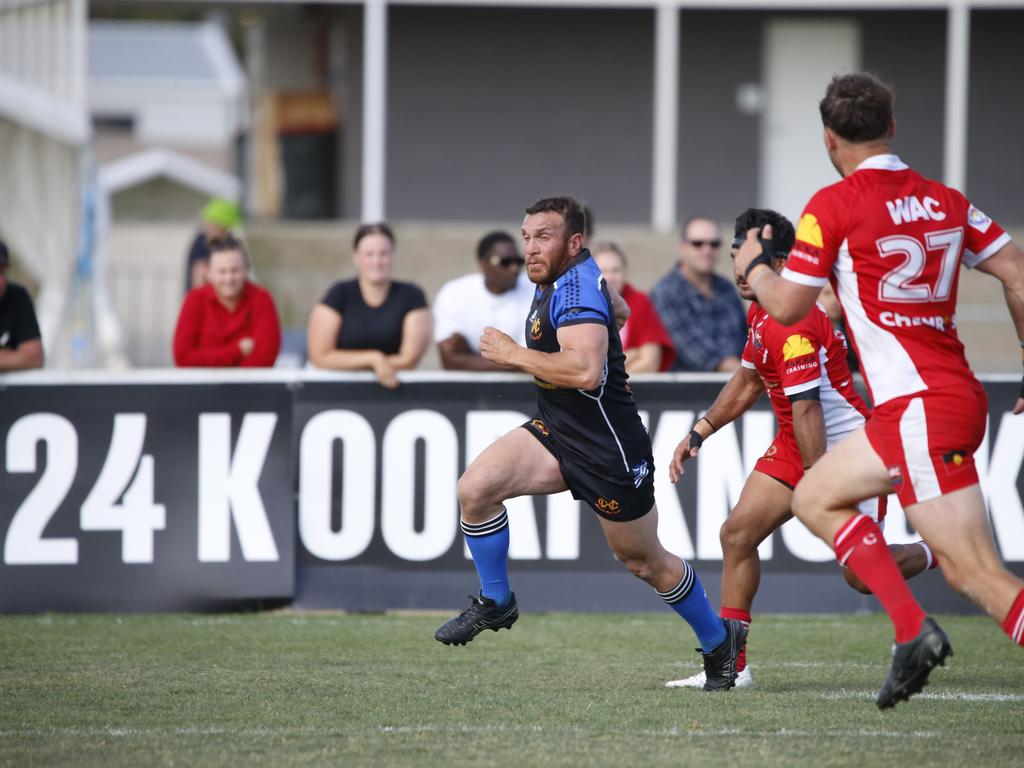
855,153,909,172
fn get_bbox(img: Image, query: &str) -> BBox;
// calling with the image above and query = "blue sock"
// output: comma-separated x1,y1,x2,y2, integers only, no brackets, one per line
462,508,512,607
658,561,726,652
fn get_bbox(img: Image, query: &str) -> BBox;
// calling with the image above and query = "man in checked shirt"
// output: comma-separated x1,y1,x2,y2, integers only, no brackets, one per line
651,216,748,372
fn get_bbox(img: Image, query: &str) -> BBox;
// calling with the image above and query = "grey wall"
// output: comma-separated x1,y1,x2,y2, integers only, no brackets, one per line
861,11,946,180
677,11,762,228
385,6,654,223
967,10,1024,223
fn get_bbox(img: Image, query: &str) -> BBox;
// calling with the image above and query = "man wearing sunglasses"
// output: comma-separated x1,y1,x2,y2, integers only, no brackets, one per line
434,230,535,370
651,216,747,372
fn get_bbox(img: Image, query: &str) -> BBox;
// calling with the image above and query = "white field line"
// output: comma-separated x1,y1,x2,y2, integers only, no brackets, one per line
821,689,1024,702
669,659,1022,672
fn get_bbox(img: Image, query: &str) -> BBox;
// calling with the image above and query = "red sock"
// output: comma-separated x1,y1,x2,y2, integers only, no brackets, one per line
1000,588,1024,646
721,606,751,672
834,515,926,643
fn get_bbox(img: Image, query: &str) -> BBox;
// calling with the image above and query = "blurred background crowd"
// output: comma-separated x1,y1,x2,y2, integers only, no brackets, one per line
1,0,1022,379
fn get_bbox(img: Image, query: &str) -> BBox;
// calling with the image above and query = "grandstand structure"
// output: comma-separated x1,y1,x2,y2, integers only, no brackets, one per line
0,0,96,367
110,0,1024,229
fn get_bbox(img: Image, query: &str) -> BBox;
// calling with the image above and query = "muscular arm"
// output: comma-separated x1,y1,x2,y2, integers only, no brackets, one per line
791,397,827,468
700,364,765,439
735,226,821,325
438,333,507,371
0,339,43,371
669,364,763,481
975,241,1024,414
482,322,607,390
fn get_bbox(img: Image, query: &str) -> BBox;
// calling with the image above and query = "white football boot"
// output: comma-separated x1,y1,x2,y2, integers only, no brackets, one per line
665,665,754,689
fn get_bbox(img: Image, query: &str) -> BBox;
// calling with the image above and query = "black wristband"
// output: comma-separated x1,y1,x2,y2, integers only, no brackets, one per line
744,252,774,280
688,429,704,449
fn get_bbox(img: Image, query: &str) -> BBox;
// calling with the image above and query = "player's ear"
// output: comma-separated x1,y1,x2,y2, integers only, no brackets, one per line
887,116,896,140
823,127,838,152
569,232,583,257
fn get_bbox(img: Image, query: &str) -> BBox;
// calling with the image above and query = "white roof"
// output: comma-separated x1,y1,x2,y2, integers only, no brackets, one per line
88,20,245,95
98,147,241,200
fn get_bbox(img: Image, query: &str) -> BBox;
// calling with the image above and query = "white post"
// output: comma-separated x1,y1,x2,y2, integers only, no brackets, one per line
944,0,970,192
362,0,388,222
70,0,86,110
651,1,679,232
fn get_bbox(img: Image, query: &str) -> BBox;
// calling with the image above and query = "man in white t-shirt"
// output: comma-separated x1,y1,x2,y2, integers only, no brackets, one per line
434,231,535,370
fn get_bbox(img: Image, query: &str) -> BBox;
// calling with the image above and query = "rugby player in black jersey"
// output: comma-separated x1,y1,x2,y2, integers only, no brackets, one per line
434,196,746,691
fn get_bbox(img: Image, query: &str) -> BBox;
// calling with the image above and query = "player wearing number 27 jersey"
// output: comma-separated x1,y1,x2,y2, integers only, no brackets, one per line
782,154,1009,505
734,73,1024,709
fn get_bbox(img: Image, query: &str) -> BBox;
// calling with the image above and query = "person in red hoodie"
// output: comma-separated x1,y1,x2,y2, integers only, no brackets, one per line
173,235,281,367
592,241,675,373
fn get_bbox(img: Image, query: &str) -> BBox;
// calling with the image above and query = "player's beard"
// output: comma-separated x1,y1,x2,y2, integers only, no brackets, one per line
527,237,573,286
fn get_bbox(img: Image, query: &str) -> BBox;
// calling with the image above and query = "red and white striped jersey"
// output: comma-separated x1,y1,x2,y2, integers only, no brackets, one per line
781,154,1011,406
742,301,868,440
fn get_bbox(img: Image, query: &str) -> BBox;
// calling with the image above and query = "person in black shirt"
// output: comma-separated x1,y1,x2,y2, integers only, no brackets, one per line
0,240,44,371
434,197,746,692
306,223,431,388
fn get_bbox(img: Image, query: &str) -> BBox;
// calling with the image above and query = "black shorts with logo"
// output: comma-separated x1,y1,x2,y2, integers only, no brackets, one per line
522,418,656,522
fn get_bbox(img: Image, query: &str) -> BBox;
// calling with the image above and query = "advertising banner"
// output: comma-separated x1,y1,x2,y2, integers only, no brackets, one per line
0,379,294,611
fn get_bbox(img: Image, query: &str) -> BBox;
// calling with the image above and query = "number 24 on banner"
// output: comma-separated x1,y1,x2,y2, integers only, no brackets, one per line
5,413,166,565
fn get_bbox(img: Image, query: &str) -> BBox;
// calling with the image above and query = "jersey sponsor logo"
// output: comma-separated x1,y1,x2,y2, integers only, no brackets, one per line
796,213,824,248
596,497,621,514
967,205,993,233
782,335,814,361
530,315,542,341
885,195,946,225
879,311,954,331
530,419,550,437
789,247,821,266
785,361,818,375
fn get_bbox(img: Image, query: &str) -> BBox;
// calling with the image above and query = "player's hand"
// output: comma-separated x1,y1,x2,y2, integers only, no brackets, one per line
480,327,519,366
238,337,255,356
372,352,399,390
734,223,774,278
668,434,701,483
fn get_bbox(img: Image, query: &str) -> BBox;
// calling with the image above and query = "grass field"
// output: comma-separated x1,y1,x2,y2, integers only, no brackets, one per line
2,611,1022,767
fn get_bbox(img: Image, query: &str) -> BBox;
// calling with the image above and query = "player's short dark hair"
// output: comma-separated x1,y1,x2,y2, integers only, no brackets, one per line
0,240,8,267
525,196,586,238
733,208,795,259
583,204,595,240
476,230,516,261
353,222,396,251
206,233,250,266
819,73,894,143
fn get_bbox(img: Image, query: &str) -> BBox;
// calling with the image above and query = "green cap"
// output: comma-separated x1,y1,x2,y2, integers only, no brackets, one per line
201,198,243,230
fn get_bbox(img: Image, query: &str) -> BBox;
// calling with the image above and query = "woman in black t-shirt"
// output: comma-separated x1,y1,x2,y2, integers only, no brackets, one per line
307,223,432,388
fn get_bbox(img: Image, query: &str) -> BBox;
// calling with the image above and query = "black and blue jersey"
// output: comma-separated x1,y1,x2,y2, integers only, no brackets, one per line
524,249,653,487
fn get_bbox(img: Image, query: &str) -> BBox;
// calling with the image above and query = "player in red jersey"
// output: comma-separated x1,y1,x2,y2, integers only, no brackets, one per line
665,208,934,690
734,73,1024,708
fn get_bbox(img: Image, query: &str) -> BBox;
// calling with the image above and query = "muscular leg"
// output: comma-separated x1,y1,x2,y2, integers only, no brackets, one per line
792,429,927,643
905,485,1024,623
458,426,567,523
843,543,930,594
597,506,727,654
456,427,567,605
720,471,794,612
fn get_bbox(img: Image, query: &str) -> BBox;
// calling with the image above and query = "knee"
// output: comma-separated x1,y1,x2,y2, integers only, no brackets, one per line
619,552,660,585
456,465,501,515
719,516,758,558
